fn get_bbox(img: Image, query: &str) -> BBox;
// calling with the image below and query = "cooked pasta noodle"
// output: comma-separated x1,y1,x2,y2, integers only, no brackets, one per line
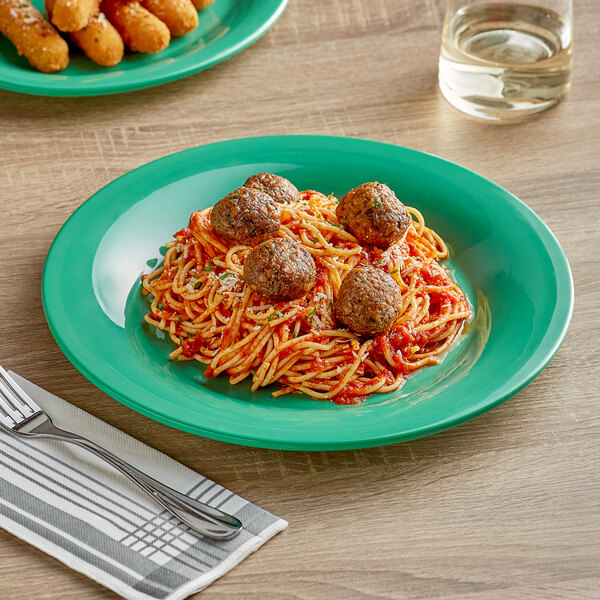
142,190,471,404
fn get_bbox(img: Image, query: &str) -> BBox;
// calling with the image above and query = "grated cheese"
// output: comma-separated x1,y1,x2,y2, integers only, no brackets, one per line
217,271,242,292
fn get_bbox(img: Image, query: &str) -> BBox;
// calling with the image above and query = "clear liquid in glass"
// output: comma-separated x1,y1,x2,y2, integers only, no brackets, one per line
438,2,572,120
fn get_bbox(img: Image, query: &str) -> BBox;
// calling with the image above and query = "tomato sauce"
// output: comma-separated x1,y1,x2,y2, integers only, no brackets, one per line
332,393,368,405
174,227,192,242
278,346,297,361
419,263,447,286
314,270,327,288
309,357,326,375
182,335,205,358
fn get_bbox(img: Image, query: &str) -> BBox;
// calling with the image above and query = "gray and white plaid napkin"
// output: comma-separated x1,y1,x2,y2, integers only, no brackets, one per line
0,373,287,600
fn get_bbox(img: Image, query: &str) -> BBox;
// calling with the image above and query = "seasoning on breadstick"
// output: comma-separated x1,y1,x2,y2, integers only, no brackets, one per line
191,0,213,9
46,0,124,66
100,0,170,53
50,0,100,31
141,0,197,37
0,0,69,72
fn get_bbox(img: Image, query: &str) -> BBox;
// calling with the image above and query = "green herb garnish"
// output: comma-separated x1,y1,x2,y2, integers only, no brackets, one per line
307,308,317,320
269,310,283,321
202,259,214,272
390,269,399,274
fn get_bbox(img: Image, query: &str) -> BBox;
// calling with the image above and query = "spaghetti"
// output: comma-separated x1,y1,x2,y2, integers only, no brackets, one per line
141,190,471,404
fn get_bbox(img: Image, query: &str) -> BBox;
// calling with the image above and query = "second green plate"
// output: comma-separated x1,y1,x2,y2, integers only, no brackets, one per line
0,0,288,96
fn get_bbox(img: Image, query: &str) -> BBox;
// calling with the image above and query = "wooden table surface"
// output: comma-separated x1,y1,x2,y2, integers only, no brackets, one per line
1,1,599,598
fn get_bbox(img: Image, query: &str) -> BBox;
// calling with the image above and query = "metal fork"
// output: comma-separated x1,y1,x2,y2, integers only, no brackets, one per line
0,366,242,540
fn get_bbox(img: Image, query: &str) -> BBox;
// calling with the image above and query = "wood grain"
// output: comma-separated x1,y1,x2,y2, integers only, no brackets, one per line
0,0,599,598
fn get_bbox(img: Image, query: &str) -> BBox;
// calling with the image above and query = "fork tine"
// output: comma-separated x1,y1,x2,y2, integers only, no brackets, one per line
0,366,38,419
0,381,28,428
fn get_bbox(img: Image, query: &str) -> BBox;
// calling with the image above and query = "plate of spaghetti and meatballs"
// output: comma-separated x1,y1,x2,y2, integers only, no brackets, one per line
42,136,573,450
0,0,288,96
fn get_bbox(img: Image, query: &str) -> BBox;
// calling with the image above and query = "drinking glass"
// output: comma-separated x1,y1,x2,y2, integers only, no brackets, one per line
438,0,573,121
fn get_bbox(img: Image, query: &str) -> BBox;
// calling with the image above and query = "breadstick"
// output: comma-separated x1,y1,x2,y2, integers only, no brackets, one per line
0,0,68,72
46,0,124,66
191,0,213,9
100,0,169,53
71,12,123,65
141,0,197,37
50,0,100,31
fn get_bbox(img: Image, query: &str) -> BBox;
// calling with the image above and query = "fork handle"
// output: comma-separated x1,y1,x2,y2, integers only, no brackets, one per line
55,430,242,540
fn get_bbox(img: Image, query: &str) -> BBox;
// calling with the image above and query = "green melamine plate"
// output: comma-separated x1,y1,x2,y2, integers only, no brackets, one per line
0,0,288,96
42,136,573,450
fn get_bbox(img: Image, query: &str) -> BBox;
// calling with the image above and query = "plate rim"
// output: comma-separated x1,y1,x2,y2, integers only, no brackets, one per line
42,135,575,450
0,0,289,97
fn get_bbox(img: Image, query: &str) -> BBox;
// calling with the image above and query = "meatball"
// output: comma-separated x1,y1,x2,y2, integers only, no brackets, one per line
336,181,411,248
210,187,281,246
244,173,300,205
243,238,316,301
335,265,401,337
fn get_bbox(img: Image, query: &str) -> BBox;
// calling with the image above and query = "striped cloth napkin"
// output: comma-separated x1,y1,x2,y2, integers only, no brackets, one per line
0,373,287,600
